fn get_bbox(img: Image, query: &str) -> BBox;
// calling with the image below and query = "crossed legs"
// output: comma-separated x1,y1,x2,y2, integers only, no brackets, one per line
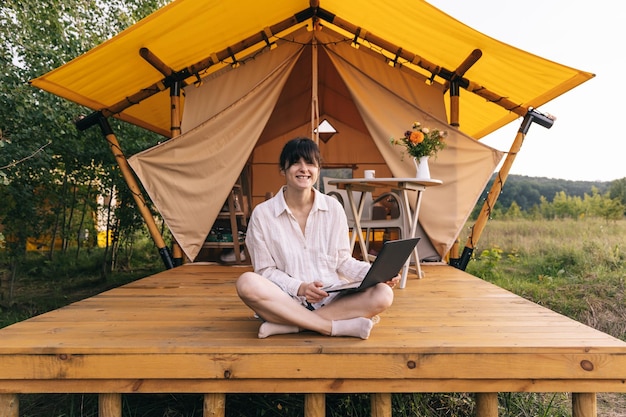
235,271,394,339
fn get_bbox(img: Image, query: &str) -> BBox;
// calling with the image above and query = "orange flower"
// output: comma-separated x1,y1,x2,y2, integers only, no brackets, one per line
409,131,424,144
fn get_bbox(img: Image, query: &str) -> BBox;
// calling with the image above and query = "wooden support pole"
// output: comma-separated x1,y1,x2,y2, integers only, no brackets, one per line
371,393,392,417
169,80,184,266
204,393,226,417
475,393,498,417
449,84,461,127
170,81,182,137
445,49,482,128
98,393,122,417
572,393,597,417
304,393,325,417
0,394,18,417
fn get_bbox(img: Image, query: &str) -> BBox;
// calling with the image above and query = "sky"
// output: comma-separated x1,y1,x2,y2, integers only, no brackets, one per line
427,0,625,182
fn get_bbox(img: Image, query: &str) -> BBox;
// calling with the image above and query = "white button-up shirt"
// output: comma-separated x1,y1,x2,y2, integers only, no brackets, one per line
245,186,370,297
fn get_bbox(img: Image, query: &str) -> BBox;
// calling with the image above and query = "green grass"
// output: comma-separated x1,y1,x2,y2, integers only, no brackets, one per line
462,218,626,341
3,218,626,416
0,247,164,328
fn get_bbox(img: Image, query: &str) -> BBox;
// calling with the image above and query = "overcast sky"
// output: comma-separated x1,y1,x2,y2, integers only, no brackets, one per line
427,0,625,182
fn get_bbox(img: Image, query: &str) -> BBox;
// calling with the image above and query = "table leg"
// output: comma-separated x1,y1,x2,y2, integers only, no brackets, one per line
410,189,425,280
399,187,425,288
345,186,370,262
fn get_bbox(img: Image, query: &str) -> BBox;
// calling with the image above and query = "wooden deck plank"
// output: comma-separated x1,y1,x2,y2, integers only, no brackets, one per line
4,378,626,395
2,351,626,380
1,264,626,396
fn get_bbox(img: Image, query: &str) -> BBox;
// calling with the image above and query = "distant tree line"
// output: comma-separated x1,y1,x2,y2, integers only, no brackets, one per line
472,175,626,221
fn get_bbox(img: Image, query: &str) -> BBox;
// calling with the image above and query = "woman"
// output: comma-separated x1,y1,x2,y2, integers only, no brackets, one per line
236,137,399,339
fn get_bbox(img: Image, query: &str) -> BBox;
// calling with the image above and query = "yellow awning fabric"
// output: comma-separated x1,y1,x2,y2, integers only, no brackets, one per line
30,0,593,140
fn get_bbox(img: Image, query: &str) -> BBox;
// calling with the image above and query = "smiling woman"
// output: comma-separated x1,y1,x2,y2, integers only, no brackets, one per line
235,137,400,339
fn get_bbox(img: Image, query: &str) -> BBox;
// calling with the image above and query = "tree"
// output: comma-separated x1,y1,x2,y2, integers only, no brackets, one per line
608,178,626,215
0,0,168,281
504,201,523,219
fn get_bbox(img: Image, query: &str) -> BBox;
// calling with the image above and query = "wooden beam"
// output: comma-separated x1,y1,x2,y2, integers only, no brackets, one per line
443,49,483,93
316,9,528,118
139,47,174,77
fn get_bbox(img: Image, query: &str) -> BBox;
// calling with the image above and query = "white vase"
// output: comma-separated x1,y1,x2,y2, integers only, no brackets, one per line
413,156,431,179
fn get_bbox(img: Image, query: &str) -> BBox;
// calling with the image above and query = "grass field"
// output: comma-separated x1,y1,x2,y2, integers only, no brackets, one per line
1,217,625,416
461,217,626,417
461,217,626,342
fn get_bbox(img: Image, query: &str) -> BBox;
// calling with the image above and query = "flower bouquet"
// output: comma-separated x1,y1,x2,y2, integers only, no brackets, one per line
390,121,447,160
390,121,447,179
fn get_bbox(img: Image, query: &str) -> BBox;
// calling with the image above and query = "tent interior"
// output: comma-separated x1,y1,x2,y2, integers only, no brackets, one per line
29,0,594,265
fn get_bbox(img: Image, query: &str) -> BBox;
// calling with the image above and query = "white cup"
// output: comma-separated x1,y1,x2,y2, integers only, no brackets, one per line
364,170,375,179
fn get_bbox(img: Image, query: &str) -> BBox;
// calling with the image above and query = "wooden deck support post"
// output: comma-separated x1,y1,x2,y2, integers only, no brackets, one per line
572,393,597,417
98,393,122,417
371,393,392,417
0,394,18,417
304,393,325,417
475,393,498,417
204,393,225,417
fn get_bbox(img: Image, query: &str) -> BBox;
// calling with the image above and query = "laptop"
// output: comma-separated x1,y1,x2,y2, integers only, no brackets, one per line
324,237,420,294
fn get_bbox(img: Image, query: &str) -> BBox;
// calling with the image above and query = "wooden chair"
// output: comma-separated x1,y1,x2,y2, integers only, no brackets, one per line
323,177,407,254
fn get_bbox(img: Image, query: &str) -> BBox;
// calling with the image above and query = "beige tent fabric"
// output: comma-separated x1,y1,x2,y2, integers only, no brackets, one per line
129,28,502,261
321,32,503,257
128,43,304,260
180,34,306,133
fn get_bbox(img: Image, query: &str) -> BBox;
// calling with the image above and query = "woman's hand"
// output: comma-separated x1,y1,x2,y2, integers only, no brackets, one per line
298,281,328,304
385,274,401,289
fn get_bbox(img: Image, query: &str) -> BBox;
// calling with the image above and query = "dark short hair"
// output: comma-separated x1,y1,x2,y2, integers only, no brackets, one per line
279,137,321,170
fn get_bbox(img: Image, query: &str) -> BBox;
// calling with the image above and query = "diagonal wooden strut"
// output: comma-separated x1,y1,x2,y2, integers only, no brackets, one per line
76,112,174,269
450,109,555,270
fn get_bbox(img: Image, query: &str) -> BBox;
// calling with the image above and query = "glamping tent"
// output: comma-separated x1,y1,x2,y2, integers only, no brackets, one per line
30,0,594,267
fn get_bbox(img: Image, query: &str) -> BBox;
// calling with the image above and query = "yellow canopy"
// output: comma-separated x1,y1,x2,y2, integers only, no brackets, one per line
30,0,593,140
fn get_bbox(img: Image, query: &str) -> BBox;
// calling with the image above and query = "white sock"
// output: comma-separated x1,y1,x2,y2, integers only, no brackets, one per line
331,317,375,339
258,322,300,339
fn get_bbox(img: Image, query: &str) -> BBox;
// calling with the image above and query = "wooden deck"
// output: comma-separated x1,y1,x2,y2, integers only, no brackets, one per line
1,263,626,417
